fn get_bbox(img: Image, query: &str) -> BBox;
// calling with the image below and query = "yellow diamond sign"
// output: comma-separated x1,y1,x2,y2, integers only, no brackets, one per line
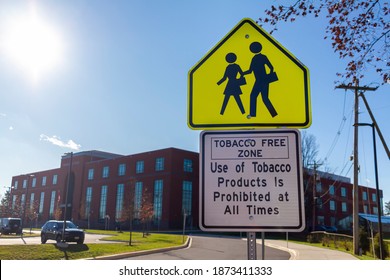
188,18,311,129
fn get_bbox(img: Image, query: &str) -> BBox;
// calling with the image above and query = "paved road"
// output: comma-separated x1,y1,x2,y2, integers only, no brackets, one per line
123,235,290,260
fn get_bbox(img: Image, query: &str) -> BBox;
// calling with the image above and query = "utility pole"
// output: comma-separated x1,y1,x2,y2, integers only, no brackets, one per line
359,92,390,159
336,81,378,256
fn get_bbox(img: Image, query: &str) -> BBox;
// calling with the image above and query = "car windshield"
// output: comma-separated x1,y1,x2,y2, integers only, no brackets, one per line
56,222,78,229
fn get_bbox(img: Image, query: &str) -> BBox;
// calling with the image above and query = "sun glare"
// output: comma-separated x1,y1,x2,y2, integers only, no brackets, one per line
2,9,64,83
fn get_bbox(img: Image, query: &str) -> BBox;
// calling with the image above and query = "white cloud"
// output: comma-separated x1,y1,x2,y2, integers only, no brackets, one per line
9,126,14,131
40,134,81,150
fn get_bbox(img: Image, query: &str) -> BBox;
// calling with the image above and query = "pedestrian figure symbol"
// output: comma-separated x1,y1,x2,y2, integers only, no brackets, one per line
217,42,279,118
217,52,246,115
244,42,278,118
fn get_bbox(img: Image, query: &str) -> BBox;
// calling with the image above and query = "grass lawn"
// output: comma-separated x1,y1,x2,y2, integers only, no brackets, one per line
290,237,390,260
0,230,186,260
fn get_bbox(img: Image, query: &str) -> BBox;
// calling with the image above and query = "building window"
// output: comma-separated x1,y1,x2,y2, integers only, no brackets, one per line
21,194,26,208
49,191,56,218
115,184,124,220
373,207,378,215
155,157,164,171
134,182,143,219
154,180,163,223
85,187,92,219
42,176,47,186
136,161,144,174
317,216,325,225
23,179,27,188
342,202,347,212
29,193,35,210
362,191,367,201
372,193,377,202
102,166,109,178
118,164,126,176
329,185,335,195
12,195,16,210
88,169,94,180
52,174,58,185
364,205,368,214
315,182,322,193
14,180,18,190
330,200,336,211
32,177,37,188
39,192,45,214
341,187,347,197
99,186,108,220
182,181,192,215
184,159,193,172
330,217,336,227
316,198,323,209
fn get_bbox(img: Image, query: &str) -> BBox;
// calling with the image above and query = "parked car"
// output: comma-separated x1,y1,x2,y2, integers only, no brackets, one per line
41,220,85,244
0,217,22,235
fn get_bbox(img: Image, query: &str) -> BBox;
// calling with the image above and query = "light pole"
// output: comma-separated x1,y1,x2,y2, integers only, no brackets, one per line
62,152,73,243
22,174,34,232
356,123,384,259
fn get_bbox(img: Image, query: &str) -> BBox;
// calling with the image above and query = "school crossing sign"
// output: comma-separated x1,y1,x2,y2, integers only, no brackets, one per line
199,129,305,232
188,18,311,129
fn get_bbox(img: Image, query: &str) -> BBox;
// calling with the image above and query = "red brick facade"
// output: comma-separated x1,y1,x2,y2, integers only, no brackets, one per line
304,171,382,232
10,148,199,230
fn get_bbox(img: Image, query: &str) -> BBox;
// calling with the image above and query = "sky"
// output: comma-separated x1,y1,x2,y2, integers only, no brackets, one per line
0,0,389,206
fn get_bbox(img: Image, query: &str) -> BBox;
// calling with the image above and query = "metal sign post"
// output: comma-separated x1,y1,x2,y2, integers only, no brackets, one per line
247,232,257,260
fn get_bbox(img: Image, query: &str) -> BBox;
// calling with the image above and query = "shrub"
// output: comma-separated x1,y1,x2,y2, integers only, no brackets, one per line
322,236,330,247
373,233,389,259
307,233,320,243
359,227,370,254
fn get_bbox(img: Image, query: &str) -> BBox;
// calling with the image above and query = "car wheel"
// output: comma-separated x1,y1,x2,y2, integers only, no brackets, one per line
41,234,47,244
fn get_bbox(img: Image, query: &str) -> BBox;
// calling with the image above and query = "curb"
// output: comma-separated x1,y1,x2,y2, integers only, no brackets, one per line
86,237,192,260
261,241,298,260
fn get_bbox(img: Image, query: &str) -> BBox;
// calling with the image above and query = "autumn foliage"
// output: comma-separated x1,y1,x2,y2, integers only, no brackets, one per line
258,0,389,84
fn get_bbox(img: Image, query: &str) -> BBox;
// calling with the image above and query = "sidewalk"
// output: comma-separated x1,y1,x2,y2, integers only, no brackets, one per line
262,239,359,260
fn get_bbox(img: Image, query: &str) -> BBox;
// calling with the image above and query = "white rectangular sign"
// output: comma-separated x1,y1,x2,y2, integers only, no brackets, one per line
199,129,305,232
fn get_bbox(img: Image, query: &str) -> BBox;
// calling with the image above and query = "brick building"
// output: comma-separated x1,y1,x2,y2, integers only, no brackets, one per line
8,147,383,232
9,148,199,230
305,170,383,232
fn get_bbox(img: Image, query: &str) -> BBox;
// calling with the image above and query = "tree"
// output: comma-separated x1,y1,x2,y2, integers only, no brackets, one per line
300,132,323,231
0,190,13,217
385,200,390,215
139,187,154,237
0,192,23,218
301,131,321,169
25,200,39,232
258,0,390,84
